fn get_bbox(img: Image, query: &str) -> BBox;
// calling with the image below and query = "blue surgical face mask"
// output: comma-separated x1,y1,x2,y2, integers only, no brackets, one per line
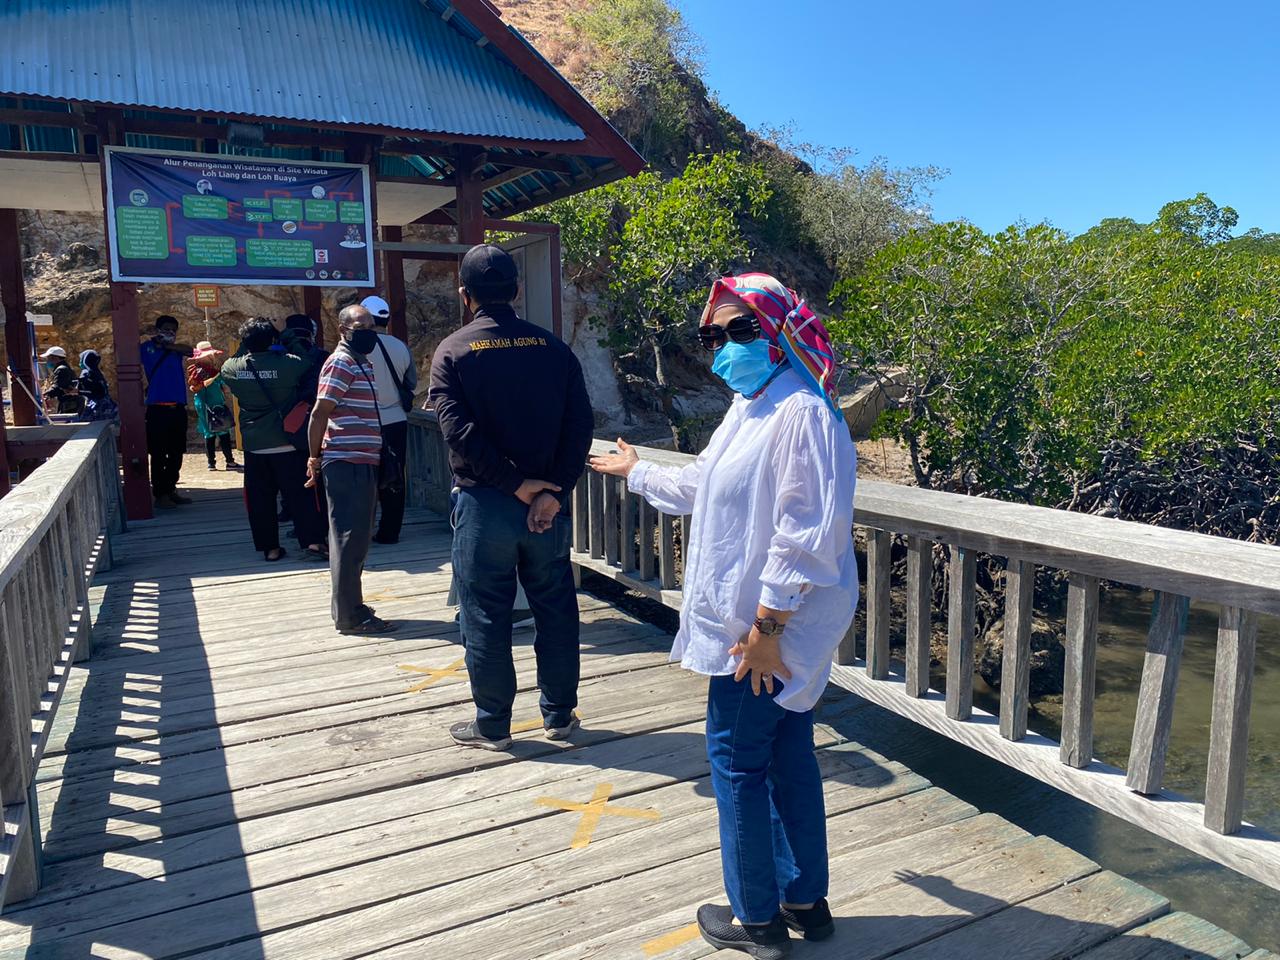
711,339,780,397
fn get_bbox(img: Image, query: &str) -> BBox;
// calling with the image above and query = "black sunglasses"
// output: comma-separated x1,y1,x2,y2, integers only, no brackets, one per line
697,314,760,351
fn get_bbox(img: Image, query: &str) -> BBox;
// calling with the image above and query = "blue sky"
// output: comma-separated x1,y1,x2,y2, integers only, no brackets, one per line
673,1,1280,236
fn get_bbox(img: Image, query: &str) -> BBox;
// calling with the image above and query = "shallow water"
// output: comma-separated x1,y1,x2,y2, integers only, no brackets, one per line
825,589,1280,950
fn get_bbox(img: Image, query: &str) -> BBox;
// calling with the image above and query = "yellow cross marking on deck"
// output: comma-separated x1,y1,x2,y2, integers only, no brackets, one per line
397,657,466,693
642,924,700,956
535,782,660,849
509,711,583,734
364,588,403,603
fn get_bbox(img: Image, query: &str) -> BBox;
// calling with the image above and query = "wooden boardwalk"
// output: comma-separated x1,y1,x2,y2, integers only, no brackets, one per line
0,467,1271,960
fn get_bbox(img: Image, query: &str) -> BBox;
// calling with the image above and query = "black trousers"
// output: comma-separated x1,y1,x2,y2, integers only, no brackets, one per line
243,450,327,552
205,434,234,466
323,460,378,628
146,405,188,497
375,419,408,542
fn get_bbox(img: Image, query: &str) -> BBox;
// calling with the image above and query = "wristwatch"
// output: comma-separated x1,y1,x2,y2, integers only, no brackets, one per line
753,616,786,636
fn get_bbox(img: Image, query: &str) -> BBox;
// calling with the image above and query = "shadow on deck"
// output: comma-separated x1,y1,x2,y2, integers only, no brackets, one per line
0,466,1268,960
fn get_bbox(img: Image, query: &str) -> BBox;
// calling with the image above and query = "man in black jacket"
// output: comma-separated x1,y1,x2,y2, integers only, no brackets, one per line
429,244,593,751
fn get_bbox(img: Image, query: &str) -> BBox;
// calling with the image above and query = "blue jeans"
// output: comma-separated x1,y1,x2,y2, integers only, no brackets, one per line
452,486,579,738
706,673,829,924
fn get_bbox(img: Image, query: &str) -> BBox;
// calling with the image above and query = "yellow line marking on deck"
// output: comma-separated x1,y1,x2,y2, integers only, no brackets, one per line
510,711,582,734
364,589,403,603
397,657,466,693
535,782,660,849
642,924,700,956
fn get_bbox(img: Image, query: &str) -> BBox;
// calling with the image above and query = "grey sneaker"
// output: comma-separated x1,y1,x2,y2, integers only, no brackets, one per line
450,720,511,752
545,716,580,741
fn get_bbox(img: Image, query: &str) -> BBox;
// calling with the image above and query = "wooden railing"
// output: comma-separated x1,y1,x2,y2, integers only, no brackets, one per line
406,414,1280,891
0,422,124,907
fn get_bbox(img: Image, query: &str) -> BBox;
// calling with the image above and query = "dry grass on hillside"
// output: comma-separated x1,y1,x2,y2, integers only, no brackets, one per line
493,0,593,80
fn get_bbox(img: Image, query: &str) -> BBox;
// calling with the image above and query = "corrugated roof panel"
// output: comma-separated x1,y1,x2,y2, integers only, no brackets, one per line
0,0,588,142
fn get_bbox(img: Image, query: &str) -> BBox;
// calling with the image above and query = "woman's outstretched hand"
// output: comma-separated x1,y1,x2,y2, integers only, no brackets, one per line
589,438,640,478
730,628,793,696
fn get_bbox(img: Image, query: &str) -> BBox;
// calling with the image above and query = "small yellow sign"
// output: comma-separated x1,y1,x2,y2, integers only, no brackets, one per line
192,284,221,308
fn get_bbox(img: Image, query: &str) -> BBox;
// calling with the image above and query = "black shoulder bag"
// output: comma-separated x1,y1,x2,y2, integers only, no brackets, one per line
244,357,310,454
376,337,414,412
358,361,405,494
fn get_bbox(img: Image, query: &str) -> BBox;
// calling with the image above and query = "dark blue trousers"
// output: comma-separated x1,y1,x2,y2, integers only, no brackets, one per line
451,486,580,738
706,674,829,924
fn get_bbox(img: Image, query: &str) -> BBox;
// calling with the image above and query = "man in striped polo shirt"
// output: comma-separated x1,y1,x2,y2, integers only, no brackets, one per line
305,304,396,635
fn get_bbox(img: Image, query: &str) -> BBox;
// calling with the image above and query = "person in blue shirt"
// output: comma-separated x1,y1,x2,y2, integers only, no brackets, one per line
138,315,194,509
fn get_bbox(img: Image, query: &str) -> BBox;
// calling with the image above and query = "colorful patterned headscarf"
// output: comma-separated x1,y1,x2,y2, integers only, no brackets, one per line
701,272,842,413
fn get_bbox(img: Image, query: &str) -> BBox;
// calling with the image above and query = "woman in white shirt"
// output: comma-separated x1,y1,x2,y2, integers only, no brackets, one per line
591,273,858,959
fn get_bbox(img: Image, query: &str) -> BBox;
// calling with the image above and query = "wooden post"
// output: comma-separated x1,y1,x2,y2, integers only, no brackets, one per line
603,476,620,566
904,536,932,697
620,488,638,574
455,148,486,246
587,470,604,560
1204,605,1258,834
0,208,38,425
866,528,891,680
382,224,408,342
303,286,324,349
638,498,657,582
572,476,589,554
945,545,977,720
0,387,10,498
658,513,677,590
346,135,383,289
1127,592,1189,794
999,559,1036,741
96,111,153,520
1061,572,1100,768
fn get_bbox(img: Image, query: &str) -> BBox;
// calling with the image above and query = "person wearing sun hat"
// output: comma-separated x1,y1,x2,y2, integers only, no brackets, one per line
188,341,239,471
591,272,858,959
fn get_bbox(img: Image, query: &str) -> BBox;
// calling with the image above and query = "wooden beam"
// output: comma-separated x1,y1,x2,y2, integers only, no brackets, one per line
1204,606,1258,834
999,558,1036,741
95,109,152,521
0,209,37,426
866,528,891,680
945,546,976,720
904,536,932,698
455,148,486,247
382,225,407,342
1126,592,1189,795
1061,573,1100,768
303,286,324,350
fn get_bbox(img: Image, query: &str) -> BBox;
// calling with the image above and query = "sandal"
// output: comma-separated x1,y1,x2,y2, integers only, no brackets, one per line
264,547,286,562
338,614,397,636
304,544,330,562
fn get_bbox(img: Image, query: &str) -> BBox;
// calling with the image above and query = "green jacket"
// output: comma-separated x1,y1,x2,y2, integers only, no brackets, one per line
221,352,308,451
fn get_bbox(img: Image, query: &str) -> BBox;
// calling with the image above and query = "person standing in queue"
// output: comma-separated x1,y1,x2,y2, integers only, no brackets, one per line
139,315,194,508
220,320,327,563
305,304,396,636
360,295,417,545
429,243,593,751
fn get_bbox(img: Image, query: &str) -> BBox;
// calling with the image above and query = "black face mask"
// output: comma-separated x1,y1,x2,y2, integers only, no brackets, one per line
346,328,378,355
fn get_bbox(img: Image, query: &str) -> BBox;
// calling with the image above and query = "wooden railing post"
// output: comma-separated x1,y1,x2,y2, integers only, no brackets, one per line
638,498,657,582
1127,592,1190,794
945,546,977,720
658,513,677,590
1061,573,1100,768
620,489,638,573
866,528,891,680
572,476,589,555
603,477,620,566
587,471,605,561
904,536,932,697
999,559,1036,741
1204,606,1258,834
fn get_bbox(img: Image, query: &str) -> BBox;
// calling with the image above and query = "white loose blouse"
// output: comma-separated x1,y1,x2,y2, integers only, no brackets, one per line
627,369,859,712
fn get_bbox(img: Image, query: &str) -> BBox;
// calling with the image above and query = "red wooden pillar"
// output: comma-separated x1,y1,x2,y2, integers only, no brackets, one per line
455,150,486,326
96,110,153,520
303,286,324,349
381,225,407,342
0,209,37,426
345,135,382,289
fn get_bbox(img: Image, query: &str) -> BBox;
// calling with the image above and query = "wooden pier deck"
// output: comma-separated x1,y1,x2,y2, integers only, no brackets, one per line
0,469,1271,960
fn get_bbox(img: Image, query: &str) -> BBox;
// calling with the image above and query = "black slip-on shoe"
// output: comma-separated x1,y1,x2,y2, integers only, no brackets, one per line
696,904,790,959
337,615,396,636
780,899,834,941
450,720,512,752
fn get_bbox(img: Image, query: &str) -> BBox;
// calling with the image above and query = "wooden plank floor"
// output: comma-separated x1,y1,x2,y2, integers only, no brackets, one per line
0,463,1263,959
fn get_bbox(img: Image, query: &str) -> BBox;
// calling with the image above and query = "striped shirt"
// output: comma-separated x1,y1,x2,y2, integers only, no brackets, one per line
317,346,382,465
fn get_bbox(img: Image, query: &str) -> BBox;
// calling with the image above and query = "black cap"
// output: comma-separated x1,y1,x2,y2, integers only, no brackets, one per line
460,244,519,304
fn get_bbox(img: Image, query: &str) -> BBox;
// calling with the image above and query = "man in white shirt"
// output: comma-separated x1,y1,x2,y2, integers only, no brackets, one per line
360,295,417,544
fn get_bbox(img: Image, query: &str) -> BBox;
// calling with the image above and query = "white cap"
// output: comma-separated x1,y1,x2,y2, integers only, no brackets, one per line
361,295,391,319
40,346,67,359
